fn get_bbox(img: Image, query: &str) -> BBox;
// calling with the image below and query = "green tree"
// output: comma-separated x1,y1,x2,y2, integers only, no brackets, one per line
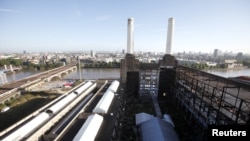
219,63,228,69
243,60,250,67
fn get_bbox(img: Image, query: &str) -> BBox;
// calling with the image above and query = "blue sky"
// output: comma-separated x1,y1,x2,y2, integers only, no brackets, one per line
0,0,250,54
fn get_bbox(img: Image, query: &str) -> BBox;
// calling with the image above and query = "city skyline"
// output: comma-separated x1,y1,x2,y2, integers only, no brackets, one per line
0,0,250,54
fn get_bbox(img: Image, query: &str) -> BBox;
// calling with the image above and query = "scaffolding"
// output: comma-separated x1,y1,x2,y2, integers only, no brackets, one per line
116,72,139,141
174,66,250,139
158,67,176,98
139,69,159,97
118,53,250,140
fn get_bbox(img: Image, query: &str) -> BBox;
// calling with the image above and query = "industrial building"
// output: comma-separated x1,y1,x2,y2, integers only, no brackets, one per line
117,17,250,141
0,17,249,141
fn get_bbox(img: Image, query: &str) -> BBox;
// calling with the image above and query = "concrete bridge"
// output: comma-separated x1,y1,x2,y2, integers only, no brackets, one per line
41,66,76,82
0,65,22,73
0,65,77,103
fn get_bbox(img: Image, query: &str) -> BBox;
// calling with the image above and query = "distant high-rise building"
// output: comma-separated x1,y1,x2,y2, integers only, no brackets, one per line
127,18,134,54
166,18,175,55
214,49,219,58
23,50,26,54
91,50,95,58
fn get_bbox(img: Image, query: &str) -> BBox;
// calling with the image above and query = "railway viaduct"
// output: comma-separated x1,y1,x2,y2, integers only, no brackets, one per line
0,65,77,103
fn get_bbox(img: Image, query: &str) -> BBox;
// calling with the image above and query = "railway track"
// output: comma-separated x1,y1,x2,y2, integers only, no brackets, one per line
0,65,76,101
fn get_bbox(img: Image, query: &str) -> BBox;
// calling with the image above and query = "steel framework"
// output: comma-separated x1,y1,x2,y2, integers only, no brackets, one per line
174,65,250,139
139,69,159,97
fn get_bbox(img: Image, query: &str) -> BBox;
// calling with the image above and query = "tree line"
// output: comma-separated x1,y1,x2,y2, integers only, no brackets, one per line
83,61,120,68
0,58,23,67
0,58,63,71
184,63,229,70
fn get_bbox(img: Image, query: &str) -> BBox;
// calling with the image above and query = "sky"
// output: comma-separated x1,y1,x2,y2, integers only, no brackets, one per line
0,0,250,54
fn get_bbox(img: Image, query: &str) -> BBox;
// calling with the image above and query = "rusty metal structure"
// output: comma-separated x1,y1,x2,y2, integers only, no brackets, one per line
174,65,250,139
117,17,250,140
139,63,159,98
118,54,178,140
118,55,250,140
176,66,250,125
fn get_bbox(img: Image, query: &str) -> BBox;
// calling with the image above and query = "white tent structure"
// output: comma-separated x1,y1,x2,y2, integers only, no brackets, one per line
46,81,93,114
107,80,120,93
92,90,114,114
73,114,103,141
46,93,76,114
1,112,50,141
74,81,93,94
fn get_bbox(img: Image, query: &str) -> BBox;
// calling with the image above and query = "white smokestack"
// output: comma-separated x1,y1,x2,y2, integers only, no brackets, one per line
166,17,175,55
127,18,134,54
